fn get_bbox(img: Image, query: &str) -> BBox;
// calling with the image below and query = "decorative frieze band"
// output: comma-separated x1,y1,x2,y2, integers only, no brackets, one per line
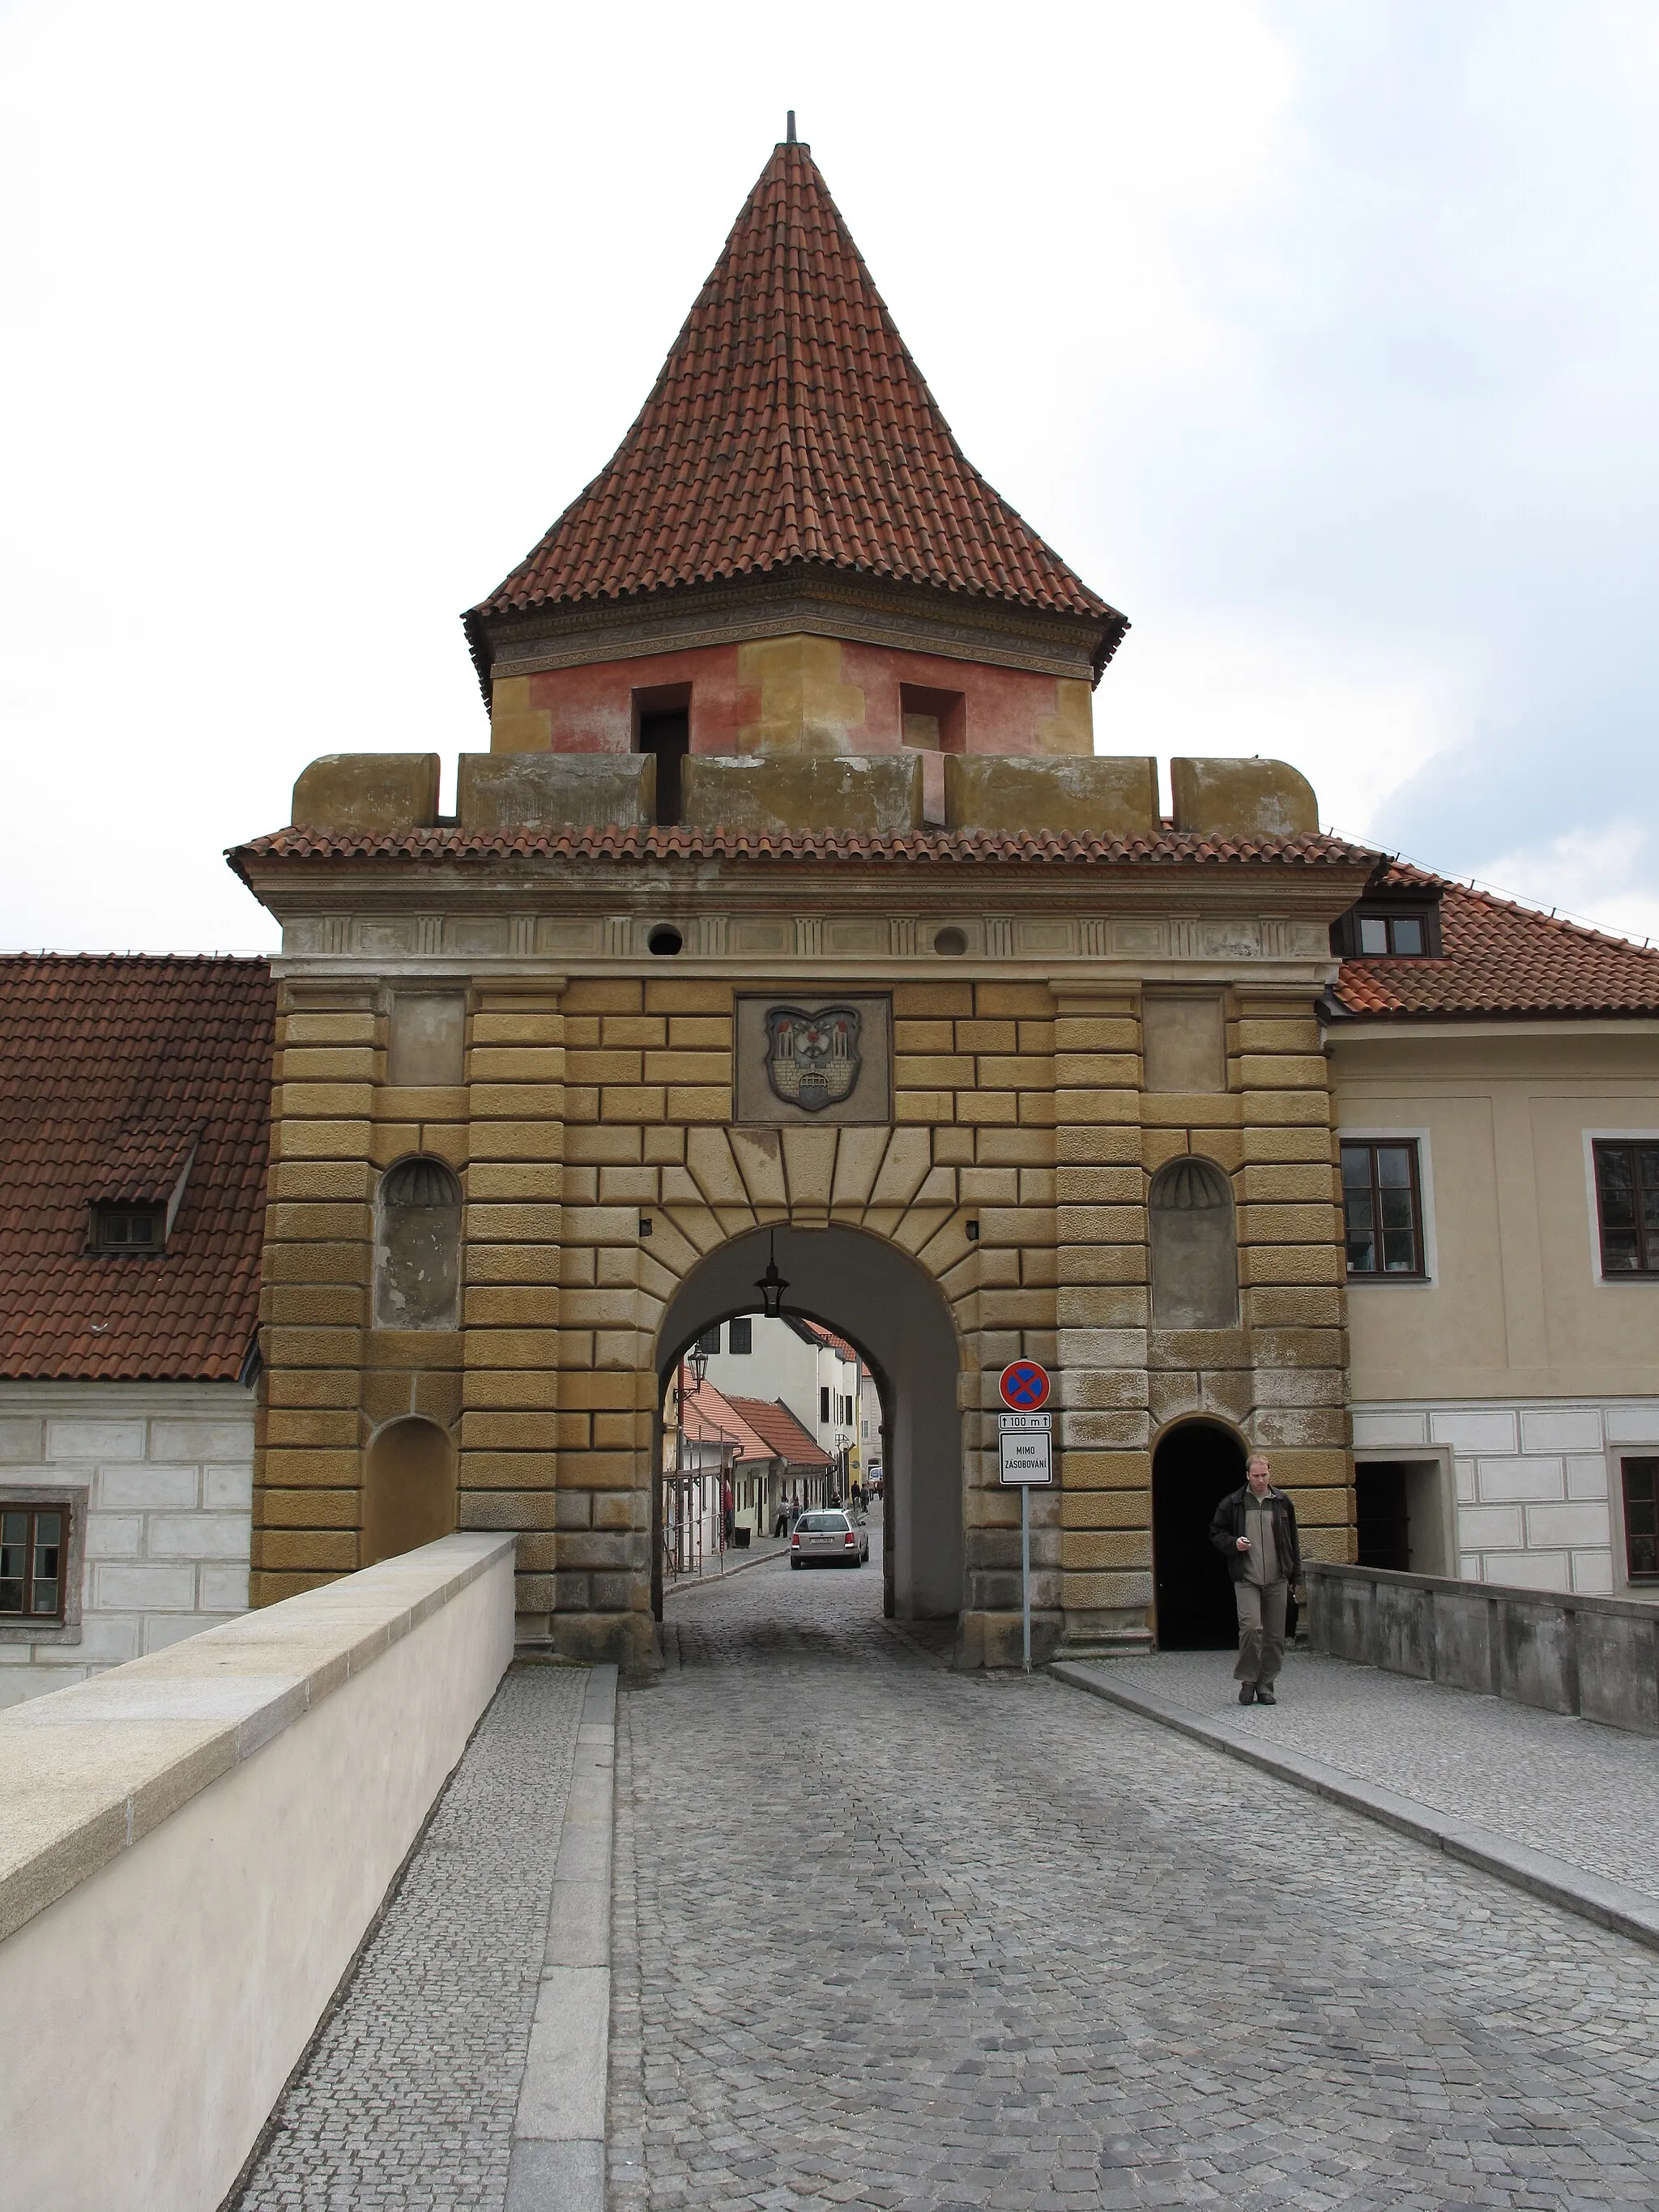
279,909,1335,967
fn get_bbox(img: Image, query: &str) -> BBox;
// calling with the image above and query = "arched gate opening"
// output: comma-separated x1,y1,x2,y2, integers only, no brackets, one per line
1151,1418,1245,1649
655,1225,963,1627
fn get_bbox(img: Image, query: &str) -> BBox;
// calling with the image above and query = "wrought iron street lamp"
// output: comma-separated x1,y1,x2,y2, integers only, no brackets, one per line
755,1230,789,1319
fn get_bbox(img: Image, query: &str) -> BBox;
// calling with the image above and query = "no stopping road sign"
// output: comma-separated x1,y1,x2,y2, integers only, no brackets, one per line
998,1360,1050,1411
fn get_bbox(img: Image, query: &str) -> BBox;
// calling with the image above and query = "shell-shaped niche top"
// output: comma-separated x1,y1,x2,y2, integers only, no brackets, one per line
1149,1157,1232,1213
382,1157,462,1208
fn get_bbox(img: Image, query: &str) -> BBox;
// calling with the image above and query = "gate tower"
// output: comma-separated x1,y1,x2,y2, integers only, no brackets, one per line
234,134,1372,1669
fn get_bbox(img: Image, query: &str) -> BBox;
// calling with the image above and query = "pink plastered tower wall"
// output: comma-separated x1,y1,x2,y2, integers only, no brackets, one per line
488,636,1094,761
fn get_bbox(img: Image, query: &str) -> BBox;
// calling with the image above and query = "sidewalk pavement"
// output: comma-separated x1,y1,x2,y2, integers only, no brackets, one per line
1054,1648,1659,1953
663,1532,793,1592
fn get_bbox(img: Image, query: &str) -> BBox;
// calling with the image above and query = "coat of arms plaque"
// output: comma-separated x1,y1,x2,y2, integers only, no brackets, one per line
763,1004,863,1113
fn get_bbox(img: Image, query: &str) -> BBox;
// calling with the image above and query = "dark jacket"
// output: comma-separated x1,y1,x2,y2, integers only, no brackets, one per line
1209,1485,1302,1585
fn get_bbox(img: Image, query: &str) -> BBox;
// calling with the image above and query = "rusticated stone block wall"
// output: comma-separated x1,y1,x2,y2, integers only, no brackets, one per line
252,969,1353,1661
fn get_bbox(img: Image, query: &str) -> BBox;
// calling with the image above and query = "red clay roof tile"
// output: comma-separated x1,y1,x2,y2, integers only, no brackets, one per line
720,1395,834,1470
1333,864,1659,1021
675,1376,775,1462
0,957,273,1382
466,141,1123,658
232,823,1377,873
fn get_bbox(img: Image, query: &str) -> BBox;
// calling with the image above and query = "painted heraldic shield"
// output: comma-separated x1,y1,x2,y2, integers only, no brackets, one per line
764,1005,863,1113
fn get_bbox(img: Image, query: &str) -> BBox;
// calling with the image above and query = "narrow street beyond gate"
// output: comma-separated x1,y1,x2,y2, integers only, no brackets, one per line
612,1544,1659,2210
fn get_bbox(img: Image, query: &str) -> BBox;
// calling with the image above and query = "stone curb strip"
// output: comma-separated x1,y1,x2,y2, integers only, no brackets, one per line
662,1541,791,1597
505,1662,617,2212
1051,1660,1659,1956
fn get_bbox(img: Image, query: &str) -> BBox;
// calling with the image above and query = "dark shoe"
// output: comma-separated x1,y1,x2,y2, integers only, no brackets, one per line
1238,1681,1256,1704
1256,1687,1277,1706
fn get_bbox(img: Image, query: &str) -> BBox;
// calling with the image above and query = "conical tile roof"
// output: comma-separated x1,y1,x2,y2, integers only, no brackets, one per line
469,140,1123,651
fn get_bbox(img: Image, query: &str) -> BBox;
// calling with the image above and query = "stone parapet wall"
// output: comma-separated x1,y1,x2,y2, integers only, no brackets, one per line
1307,1559,1659,1736
0,1381,254,1707
0,1533,514,2212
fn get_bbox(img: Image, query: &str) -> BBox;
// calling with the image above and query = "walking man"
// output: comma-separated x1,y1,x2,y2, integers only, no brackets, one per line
1209,1451,1302,1706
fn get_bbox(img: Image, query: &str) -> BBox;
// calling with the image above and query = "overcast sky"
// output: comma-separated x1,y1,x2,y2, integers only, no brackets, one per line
3,0,1657,953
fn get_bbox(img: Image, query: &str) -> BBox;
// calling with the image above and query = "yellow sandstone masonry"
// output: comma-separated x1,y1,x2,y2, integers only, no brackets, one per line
250,863,1365,1660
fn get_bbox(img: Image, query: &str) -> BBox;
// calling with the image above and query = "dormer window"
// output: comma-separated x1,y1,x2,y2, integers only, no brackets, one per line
1363,913,1420,956
1332,904,1442,958
92,1203,166,1253
83,1119,200,1256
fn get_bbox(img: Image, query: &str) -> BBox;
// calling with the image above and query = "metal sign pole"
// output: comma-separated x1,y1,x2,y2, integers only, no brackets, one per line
996,1367,1051,1677
1021,1481,1031,1672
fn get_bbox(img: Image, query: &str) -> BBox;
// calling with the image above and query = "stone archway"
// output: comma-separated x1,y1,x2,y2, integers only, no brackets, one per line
656,1225,964,1625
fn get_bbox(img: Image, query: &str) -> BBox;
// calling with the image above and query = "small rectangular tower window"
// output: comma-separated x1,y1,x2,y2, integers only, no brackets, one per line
898,684,966,752
727,1317,753,1353
634,684,693,825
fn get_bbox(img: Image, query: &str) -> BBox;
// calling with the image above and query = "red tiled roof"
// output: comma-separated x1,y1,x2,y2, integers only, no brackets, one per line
466,141,1123,663
0,957,274,1381
675,1376,774,1463
233,824,1377,874
721,1395,834,1470
795,1318,860,1365
1334,865,1659,1021
83,1119,203,1206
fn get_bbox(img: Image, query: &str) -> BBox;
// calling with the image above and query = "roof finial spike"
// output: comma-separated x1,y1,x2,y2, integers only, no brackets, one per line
786,109,796,145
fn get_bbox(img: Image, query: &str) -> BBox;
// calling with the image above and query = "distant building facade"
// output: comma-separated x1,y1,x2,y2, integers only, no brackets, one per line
1330,868,1659,1598
0,957,271,1705
693,1315,864,1506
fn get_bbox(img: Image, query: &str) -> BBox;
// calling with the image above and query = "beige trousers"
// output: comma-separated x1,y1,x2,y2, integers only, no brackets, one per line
1232,1578,1288,1686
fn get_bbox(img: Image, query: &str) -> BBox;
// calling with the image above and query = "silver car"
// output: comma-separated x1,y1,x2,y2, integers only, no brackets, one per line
789,1509,869,1568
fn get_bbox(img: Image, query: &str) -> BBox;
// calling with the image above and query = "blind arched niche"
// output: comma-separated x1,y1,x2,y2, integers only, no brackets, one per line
374,1157,462,1329
1149,1156,1239,1330
362,1415,456,1565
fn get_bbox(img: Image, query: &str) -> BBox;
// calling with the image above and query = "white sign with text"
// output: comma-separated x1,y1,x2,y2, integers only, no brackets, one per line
998,1410,1052,1485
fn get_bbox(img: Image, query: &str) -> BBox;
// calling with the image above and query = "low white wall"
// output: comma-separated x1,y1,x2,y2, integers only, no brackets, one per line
0,1379,255,1706
0,1532,514,2212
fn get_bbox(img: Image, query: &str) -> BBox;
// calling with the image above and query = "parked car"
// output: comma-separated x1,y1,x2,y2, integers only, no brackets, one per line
789,1510,868,1568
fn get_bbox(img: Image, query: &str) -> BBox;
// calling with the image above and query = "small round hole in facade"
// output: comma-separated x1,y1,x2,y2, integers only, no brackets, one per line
933,925,967,957
647,924,684,956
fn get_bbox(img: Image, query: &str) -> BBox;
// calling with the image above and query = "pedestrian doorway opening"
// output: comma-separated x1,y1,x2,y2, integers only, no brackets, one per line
1152,1420,1245,1649
654,1225,963,1628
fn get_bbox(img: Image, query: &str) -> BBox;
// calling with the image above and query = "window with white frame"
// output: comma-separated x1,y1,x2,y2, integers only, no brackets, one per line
1340,1139,1427,1279
1593,1141,1659,1276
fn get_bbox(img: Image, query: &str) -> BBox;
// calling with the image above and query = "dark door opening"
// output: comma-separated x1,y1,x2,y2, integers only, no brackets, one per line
1152,1420,1246,1649
1355,1462,1410,1571
638,710,689,825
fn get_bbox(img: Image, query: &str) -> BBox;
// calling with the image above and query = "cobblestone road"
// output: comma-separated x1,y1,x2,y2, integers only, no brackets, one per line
1094,1650,1659,1905
237,1663,586,2212
612,1544,1659,2211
